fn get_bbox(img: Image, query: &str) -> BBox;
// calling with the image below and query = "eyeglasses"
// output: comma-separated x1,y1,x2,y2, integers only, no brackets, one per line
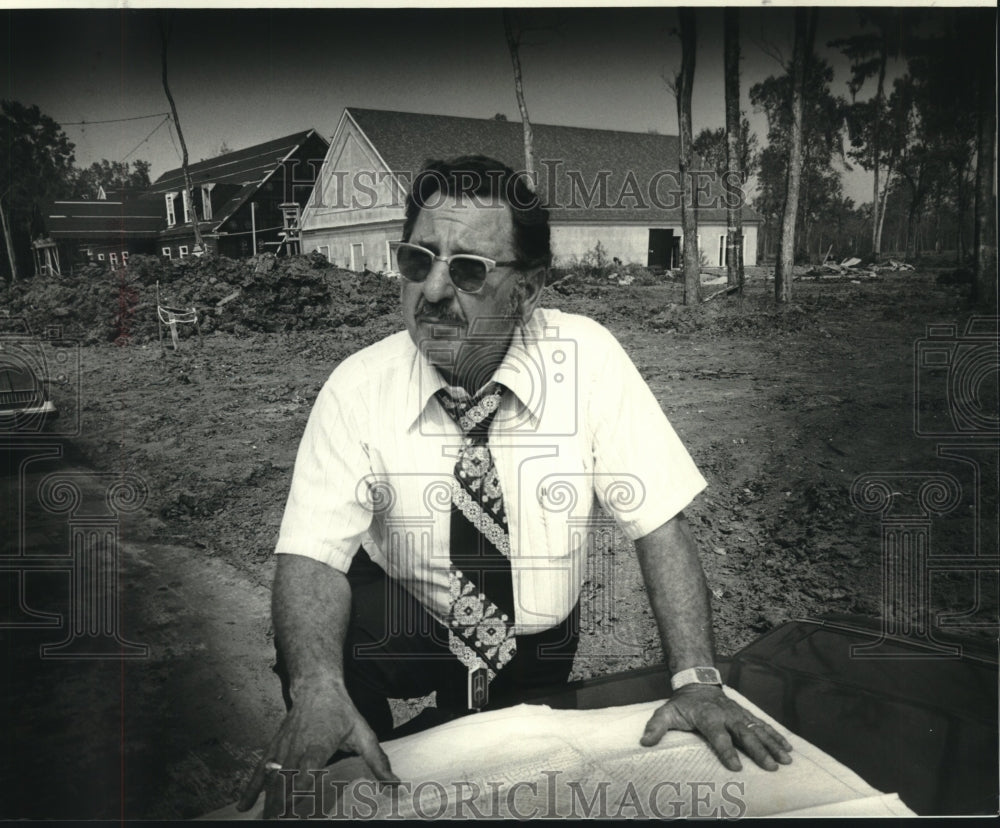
392,241,519,294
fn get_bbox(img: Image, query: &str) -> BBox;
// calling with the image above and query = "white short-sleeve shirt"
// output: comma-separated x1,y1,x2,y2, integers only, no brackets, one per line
275,308,707,634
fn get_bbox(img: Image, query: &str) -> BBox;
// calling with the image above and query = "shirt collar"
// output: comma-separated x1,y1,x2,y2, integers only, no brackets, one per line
402,310,546,433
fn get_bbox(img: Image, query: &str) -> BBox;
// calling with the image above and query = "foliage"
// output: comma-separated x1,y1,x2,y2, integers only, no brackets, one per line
750,55,847,261
70,159,152,199
692,117,759,183
0,100,77,277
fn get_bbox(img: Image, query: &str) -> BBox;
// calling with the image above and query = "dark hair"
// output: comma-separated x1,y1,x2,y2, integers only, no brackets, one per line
402,155,552,269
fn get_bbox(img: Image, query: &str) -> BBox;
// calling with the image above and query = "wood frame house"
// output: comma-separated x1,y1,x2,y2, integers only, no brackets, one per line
146,129,329,259
38,129,329,272
300,108,761,274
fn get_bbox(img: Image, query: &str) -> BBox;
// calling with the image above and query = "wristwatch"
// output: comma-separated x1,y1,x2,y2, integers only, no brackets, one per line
670,666,723,691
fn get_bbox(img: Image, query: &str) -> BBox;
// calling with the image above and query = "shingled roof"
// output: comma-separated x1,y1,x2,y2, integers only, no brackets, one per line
347,108,759,224
149,129,317,192
150,129,322,229
45,194,163,239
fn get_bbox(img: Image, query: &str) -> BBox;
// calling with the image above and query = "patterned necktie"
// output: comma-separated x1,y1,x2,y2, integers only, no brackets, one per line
436,382,517,710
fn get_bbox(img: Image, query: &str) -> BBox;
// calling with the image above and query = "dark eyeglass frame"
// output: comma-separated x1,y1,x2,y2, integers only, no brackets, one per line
391,241,520,294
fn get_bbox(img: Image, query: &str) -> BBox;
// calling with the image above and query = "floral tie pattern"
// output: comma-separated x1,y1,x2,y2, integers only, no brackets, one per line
436,383,517,698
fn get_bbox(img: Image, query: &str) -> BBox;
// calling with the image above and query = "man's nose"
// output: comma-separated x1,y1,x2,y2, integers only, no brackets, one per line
421,258,455,303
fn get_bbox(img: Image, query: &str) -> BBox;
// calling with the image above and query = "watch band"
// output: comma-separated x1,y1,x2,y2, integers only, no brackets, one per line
671,666,723,691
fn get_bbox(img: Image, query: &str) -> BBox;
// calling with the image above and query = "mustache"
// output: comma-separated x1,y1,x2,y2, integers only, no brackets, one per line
415,299,465,323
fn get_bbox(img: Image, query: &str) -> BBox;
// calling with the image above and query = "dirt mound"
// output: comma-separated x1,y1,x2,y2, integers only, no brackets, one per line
3,253,401,344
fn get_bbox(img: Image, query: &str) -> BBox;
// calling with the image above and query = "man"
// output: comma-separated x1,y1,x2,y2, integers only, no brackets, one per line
239,156,791,818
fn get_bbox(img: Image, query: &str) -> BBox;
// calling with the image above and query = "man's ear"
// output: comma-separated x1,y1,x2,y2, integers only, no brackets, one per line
517,267,547,321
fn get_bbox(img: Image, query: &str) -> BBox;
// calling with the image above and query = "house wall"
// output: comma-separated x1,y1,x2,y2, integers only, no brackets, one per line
300,115,406,238
302,113,760,272
304,221,403,272
552,223,758,267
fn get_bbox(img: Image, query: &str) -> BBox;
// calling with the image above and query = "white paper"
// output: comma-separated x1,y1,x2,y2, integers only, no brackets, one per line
206,688,916,819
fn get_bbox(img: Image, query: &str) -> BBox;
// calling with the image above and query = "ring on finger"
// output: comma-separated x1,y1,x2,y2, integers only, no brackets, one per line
744,721,762,730
264,760,283,772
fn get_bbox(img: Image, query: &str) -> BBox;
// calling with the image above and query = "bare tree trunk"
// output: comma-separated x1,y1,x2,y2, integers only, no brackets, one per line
874,165,893,258
956,165,969,263
677,9,701,304
775,9,815,303
503,11,536,192
160,14,204,253
973,18,997,308
870,43,888,257
724,7,744,292
0,196,18,283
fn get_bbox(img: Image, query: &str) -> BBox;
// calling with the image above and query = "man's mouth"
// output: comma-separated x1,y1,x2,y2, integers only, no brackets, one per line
416,310,464,328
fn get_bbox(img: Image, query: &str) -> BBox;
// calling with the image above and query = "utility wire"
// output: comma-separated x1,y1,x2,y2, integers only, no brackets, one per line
63,112,171,126
121,115,172,162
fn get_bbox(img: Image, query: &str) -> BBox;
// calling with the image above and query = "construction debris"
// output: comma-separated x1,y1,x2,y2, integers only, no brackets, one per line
3,252,400,345
798,256,916,281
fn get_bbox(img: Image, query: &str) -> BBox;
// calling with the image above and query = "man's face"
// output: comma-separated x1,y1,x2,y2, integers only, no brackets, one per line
402,195,529,389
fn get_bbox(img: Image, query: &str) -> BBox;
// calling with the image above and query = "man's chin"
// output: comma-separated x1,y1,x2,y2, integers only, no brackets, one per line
419,319,465,339
411,329,462,369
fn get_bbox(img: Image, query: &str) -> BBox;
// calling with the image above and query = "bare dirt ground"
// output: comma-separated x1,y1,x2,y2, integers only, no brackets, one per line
4,259,996,818
45,264,998,663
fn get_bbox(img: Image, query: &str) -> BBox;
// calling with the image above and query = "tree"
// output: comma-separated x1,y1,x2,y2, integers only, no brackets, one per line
751,52,845,263
905,13,981,264
0,100,76,280
70,159,152,199
775,9,816,303
160,13,205,254
674,9,700,304
830,10,917,257
972,12,997,307
723,7,745,291
692,119,758,183
502,10,536,192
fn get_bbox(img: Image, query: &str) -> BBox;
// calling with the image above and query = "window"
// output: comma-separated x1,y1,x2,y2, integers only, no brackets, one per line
181,189,191,224
162,247,172,259
350,243,364,272
109,252,118,268
97,253,105,262
317,245,331,263
121,251,129,264
165,193,177,227
178,245,189,258
201,185,213,221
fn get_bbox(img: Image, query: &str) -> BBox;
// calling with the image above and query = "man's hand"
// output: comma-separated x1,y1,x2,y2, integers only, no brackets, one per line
237,677,399,819
640,685,793,772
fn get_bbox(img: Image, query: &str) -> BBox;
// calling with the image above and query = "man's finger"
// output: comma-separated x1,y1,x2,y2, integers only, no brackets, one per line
352,724,400,784
238,733,288,812
638,702,687,747
732,722,777,771
743,723,793,765
236,760,268,812
264,751,302,821
702,721,743,772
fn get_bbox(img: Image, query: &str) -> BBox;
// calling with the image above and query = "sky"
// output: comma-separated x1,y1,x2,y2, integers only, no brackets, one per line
0,5,975,207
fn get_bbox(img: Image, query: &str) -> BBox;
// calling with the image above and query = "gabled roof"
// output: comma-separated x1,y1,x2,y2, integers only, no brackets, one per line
149,129,318,193
346,108,759,224
44,194,163,239
150,128,328,229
